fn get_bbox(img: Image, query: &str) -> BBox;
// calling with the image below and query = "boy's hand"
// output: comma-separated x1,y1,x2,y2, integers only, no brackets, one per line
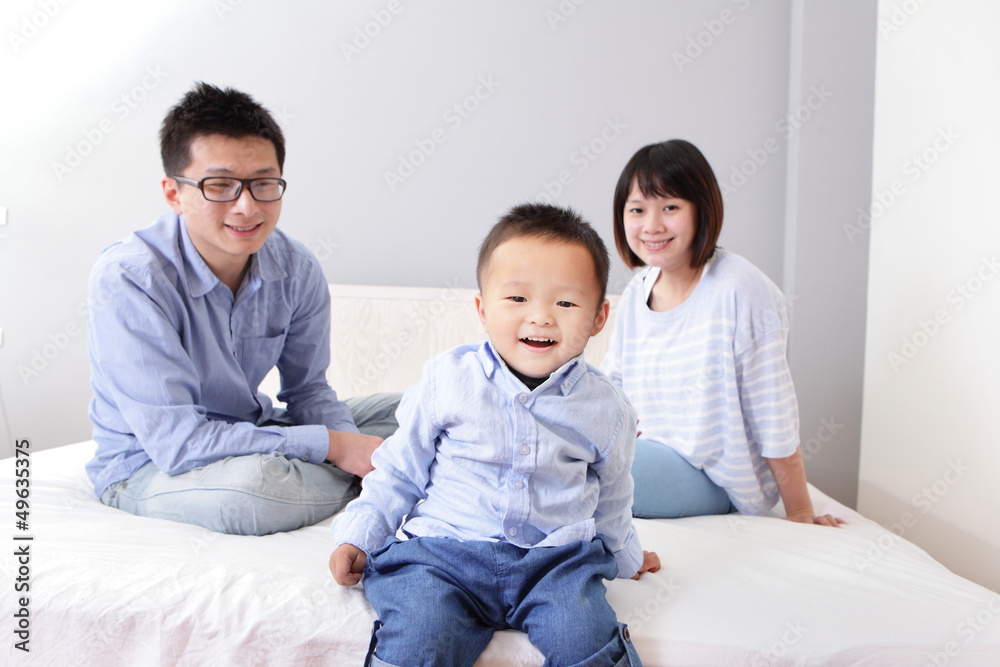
330,544,368,586
784,510,845,527
327,430,381,478
631,550,661,580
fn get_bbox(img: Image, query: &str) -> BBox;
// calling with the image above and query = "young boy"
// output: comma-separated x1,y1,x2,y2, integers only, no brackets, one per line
329,203,660,667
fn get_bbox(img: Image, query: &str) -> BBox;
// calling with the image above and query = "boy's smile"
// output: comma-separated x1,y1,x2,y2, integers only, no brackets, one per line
476,237,609,380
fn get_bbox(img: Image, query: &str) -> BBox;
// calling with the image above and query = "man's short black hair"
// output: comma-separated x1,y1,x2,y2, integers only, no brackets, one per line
159,82,286,176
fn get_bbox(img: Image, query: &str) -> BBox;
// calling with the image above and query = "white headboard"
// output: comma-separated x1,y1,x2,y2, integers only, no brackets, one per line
260,284,619,401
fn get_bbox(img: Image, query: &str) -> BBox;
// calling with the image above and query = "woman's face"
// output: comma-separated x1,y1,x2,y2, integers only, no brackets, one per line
622,180,698,273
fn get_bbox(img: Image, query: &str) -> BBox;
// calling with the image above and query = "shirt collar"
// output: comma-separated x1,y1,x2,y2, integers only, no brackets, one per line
176,216,286,298
177,216,219,298
478,340,586,397
254,236,287,283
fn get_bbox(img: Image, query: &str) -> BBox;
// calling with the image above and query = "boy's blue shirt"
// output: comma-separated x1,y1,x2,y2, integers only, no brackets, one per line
331,340,643,578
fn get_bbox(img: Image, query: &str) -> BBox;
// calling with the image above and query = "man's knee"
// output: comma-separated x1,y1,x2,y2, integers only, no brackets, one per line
346,392,402,439
104,454,358,535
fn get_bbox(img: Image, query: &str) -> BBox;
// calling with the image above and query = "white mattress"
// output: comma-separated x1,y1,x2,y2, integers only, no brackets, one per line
3,441,999,666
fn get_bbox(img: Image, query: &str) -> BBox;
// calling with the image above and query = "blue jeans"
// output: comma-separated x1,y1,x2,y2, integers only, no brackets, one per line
100,392,402,535
362,536,642,667
631,438,733,519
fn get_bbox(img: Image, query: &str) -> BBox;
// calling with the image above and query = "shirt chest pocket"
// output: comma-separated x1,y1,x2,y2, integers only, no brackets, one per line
235,330,288,390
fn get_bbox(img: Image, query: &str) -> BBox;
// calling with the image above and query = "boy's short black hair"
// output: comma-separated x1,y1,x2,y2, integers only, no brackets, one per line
159,82,286,176
612,139,723,270
477,203,610,304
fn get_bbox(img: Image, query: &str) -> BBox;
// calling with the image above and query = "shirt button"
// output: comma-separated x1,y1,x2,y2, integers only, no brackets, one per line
518,394,527,404
302,455,309,462
519,445,530,455
513,480,523,490
508,527,518,537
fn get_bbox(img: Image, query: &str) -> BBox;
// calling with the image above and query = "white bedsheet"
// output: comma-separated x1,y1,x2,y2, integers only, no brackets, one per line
2,442,999,666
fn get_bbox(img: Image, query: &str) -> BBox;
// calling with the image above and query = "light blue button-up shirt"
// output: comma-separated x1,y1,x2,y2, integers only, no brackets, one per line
86,213,356,498
330,341,643,578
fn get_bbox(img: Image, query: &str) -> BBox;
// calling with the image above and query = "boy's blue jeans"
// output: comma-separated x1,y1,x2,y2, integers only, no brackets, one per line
361,535,642,667
100,393,402,535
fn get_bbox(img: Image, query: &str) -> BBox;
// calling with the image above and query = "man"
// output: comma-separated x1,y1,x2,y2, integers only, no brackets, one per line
86,82,396,535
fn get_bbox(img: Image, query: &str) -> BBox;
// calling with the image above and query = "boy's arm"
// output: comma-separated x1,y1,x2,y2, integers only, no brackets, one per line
329,362,443,554
591,398,646,578
766,448,844,527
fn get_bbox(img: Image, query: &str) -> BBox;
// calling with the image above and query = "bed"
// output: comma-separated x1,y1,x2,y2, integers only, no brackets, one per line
3,285,999,666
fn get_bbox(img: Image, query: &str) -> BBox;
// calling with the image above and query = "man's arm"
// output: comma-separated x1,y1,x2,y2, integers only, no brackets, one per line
275,256,358,433
89,263,330,475
326,430,379,477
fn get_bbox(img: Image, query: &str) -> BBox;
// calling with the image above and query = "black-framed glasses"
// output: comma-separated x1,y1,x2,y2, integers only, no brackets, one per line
172,175,287,202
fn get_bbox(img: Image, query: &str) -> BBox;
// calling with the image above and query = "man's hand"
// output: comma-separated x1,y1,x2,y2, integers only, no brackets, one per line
631,550,662,580
327,430,382,477
330,544,367,586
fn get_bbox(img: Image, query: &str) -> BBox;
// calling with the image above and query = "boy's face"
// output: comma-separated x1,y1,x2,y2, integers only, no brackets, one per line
476,237,609,379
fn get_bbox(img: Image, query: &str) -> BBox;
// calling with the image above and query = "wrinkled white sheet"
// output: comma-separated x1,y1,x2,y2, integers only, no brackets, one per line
2,442,999,666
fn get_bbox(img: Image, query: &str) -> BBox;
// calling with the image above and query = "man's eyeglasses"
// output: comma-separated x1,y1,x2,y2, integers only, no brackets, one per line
172,176,287,202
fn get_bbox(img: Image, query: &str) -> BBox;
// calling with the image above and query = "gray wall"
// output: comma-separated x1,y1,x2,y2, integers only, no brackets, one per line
0,0,874,507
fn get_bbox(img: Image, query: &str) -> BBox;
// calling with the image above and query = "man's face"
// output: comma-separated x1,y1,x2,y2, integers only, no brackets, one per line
476,237,608,379
163,133,282,281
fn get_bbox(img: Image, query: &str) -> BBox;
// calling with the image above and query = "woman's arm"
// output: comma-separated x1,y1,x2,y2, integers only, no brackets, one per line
766,448,844,527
